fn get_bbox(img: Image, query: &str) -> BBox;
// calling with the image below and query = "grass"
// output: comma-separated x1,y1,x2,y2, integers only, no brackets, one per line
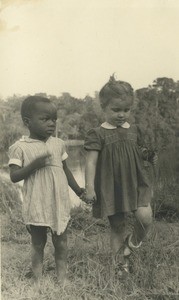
1,172,179,299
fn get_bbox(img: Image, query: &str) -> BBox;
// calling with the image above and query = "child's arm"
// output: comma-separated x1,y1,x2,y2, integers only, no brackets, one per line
62,160,84,197
85,150,99,202
9,153,51,183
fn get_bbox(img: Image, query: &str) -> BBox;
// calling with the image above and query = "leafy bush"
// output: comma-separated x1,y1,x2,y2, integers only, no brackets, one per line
0,177,27,241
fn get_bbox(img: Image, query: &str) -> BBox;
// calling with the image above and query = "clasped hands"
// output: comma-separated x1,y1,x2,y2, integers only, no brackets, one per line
79,188,96,205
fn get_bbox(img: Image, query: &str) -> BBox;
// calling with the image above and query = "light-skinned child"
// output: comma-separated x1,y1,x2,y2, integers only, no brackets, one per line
8,96,85,284
84,75,157,276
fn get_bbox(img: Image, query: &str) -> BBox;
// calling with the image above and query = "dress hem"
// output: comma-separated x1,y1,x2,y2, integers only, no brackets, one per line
93,203,150,218
25,221,69,235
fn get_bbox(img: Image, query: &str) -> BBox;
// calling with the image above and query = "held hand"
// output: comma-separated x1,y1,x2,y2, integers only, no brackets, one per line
31,153,51,170
76,188,96,205
85,189,97,205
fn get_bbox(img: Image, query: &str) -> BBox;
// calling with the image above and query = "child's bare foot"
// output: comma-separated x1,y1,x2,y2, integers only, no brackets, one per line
56,273,71,289
56,274,66,285
31,276,43,294
58,277,70,286
112,252,130,280
25,268,43,286
56,261,67,285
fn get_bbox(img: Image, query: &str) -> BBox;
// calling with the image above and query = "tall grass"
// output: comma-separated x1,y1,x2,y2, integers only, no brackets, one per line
1,185,179,300
152,146,179,222
1,208,179,299
1,145,178,299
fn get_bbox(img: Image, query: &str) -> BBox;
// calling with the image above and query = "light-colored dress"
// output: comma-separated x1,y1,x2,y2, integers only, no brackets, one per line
8,136,71,235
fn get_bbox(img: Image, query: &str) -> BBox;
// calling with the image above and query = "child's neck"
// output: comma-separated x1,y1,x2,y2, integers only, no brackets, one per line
29,133,49,142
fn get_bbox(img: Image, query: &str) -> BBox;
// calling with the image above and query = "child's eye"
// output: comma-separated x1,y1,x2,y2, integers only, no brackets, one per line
112,109,120,112
124,108,130,112
41,117,57,122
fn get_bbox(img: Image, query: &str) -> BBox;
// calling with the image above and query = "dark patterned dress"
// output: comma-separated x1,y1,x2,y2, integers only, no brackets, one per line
84,123,152,218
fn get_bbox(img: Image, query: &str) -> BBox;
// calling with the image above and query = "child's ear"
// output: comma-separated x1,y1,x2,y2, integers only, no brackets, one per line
23,117,30,127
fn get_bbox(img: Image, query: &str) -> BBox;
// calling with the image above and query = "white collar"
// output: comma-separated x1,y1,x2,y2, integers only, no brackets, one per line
101,122,130,129
19,136,35,142
19,136,52,143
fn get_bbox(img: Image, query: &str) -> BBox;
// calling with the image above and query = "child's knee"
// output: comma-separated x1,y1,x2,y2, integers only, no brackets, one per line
135,205,152,228
52,231,67,251
32,238,47,252
30,226,47,250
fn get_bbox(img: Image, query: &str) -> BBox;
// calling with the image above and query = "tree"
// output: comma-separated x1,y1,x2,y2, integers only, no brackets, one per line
135,77,178,152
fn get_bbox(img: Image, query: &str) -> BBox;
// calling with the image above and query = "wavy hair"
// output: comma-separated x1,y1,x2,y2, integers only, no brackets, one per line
99,75,134,109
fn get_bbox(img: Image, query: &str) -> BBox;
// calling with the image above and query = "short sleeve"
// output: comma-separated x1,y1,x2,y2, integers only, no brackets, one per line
60,140,68,161
84,128,102,151
8,143,23,167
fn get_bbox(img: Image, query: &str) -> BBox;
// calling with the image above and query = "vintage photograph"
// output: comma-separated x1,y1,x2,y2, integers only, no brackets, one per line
0,0,179,299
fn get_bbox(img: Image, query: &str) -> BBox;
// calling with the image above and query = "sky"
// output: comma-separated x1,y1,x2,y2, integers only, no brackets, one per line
0,0,179,99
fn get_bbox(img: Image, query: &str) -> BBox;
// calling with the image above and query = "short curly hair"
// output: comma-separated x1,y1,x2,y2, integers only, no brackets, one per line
99,75,134,109
21,96,51,119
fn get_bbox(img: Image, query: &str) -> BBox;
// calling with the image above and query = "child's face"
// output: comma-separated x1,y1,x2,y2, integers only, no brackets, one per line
104,98,131,127
26,102,57,140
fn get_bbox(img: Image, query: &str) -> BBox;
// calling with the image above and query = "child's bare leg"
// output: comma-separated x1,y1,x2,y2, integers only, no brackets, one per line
108,213,126,260
52,229,67,283
30,226,47,282
129,205,152,247
108,213,130,277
